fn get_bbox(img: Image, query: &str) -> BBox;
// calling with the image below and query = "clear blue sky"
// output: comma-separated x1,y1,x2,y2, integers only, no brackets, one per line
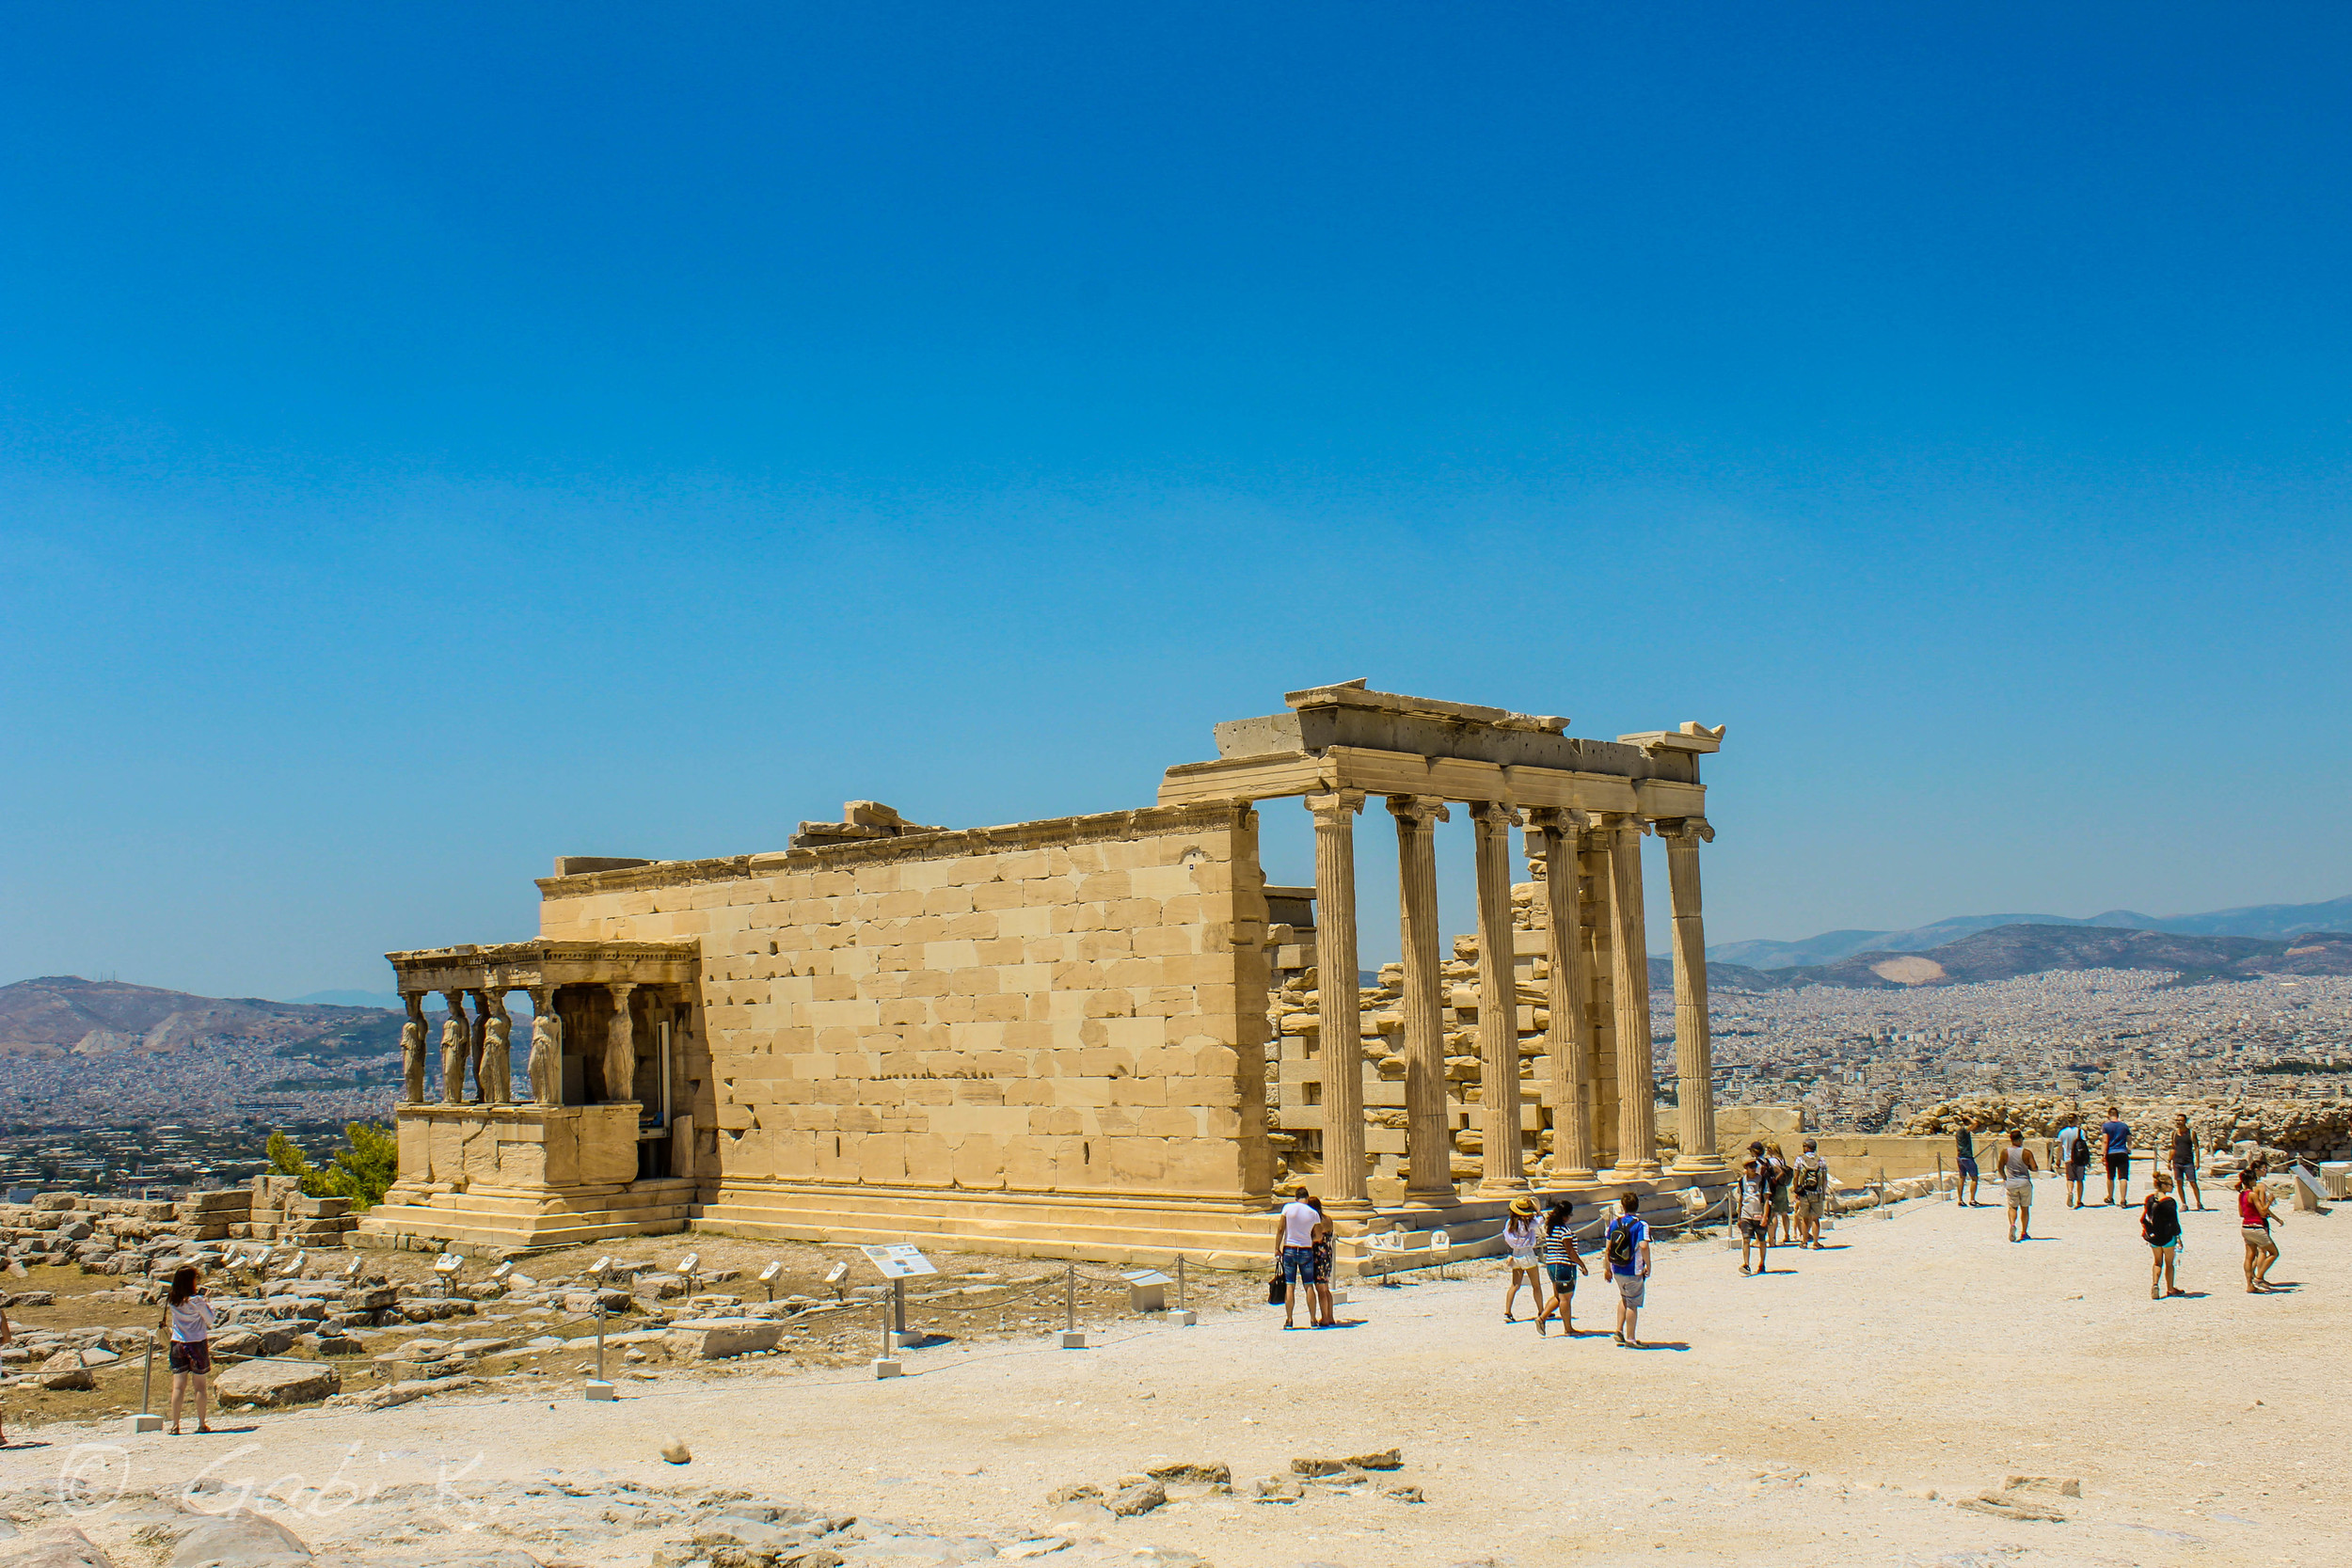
5,3,2349,999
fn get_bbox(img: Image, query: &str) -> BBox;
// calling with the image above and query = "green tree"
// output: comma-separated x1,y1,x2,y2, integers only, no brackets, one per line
262,1122,398,1209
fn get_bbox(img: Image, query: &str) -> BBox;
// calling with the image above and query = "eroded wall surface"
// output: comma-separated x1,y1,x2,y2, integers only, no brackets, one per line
538,803,1275,1206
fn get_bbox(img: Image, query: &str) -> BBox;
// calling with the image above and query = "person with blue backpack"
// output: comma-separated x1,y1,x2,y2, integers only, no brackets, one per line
1602,1191,1652,1348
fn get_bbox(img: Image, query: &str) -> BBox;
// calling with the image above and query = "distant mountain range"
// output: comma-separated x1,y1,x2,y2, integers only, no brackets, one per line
1667,923,2352,992
1708,894,2352,969
0,976,400,1058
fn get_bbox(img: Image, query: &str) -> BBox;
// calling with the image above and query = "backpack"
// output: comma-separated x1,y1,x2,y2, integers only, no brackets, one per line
1795,1160,1824,1197
1606,1219,1638,1270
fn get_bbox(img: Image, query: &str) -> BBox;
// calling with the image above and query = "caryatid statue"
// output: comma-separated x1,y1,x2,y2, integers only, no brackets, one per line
466,990,491,1102
527,988,564,1107
478,993,514,1105
603,982,638,1104
399,993,428,1103
437,990,471,1104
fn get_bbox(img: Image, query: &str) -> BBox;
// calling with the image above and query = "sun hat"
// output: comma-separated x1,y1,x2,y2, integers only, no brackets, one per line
1509,1196,1536,1216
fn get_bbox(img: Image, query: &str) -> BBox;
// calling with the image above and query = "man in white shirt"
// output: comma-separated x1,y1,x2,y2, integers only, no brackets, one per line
1271,1184,1320,1330
1791,1138,1831,1249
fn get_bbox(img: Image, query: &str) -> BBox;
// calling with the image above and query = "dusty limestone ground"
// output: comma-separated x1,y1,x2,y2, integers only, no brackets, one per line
0,1185,2341,1567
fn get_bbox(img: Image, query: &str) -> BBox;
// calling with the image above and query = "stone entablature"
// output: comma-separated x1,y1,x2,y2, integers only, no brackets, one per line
387,940,698,996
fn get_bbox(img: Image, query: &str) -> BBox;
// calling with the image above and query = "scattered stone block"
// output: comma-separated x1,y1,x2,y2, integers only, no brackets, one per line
164,1508,311,1566
659,1435,691,1465
212,1359,341,1407
1143,1462,1230,1485
1343,1448,1403,1470
664,1319,785,1359
1288,1457,1348,1479
4,1524,117,1568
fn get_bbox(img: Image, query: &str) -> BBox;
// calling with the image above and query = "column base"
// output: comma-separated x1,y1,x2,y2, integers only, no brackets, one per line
1321,1196,1376,1220
1401,1184,1460,1206
1475,1175,1533,1196
1605,1163,1664,1181
1672,1153,1728,1174
1543,1168,1598,1186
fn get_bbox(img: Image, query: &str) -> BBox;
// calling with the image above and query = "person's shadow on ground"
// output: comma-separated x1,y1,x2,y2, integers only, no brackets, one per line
1624,1341,1692,1352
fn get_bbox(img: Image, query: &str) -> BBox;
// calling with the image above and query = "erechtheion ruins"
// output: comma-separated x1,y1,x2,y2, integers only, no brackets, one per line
360,683,1732,1270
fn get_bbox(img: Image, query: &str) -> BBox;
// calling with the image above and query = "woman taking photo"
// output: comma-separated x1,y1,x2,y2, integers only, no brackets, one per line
1501,1197,1546,1323
164,1265,215,1434
2237,1164,2281,1292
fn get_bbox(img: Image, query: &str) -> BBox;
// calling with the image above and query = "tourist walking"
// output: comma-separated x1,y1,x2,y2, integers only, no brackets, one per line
1736,1156,1772,1275
1272,1184,1320,1330
2056,1115,2090,1209
1996,1130,2039,1243
2141,1172,2184,1299
164,1264,214,1434
2237,1165,2281,1292
1954,1120,1980,1206
2101,1106,2133,1206
1792,1137,1830,1249
1764,1141,1795,1244
1306,1195,1337,1328
2169,1115,2203,1212
1533,1200,1589,1337
1502,1196,1546,1323
1603,1193,1651,1347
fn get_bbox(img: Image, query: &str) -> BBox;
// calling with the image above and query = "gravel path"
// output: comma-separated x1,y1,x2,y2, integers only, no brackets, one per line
0,1182,2339,1566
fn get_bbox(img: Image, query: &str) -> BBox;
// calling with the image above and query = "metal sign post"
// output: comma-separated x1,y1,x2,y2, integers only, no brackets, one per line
1060,1261,1087,1349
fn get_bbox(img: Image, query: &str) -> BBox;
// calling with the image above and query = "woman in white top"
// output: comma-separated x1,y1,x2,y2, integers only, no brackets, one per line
164,1265,215,1434
1502,1197,1546,1323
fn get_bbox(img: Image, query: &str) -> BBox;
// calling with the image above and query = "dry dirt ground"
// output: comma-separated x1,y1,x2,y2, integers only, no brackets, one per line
0,1184,2341,1567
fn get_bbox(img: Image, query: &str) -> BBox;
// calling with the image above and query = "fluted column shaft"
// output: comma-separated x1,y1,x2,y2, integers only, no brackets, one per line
1389,795,1453,1200
1470,800,1528,1193
1529,810,1596,1182
1307,792,1371,1211
1662,819,1724,1171
1606,816,1661,1176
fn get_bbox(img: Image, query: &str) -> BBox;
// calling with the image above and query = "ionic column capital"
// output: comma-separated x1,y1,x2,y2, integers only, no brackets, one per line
1385,794,1451,826
1303,789,1367,823
1653,816,1716,845
1522,806,1592,836
1465,799,1523,828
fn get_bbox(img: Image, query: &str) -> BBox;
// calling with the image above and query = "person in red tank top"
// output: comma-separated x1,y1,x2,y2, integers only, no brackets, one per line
2237,1164,2280,1292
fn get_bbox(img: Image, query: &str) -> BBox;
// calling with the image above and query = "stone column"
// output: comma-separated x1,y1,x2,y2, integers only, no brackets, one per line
1389,795,1454,1202
527,986,564,1107
604,981,640,1105
1527,809,1596,1183
1605,816,1661,1177
400,992,428,1104
1470,800,1527,1193
465,990,491,1103
1661,819,1724,1172
1305,791,1370,1212
437,990,470,1105
479,990,515,1105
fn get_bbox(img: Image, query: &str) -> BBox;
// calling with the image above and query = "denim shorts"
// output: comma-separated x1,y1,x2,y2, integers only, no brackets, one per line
1546,1262,1577,1291
1279,1246,1317,1285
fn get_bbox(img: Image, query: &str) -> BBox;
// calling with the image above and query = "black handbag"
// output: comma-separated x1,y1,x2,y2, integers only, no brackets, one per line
1267,1274,1287,1305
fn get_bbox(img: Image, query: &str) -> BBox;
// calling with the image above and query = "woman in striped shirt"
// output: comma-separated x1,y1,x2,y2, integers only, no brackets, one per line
1533,1201,1590,1337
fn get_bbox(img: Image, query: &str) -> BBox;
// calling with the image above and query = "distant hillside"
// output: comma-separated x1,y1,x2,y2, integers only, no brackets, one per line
0,976,402,1059
1710,894,2352,969
1698,924,2352,991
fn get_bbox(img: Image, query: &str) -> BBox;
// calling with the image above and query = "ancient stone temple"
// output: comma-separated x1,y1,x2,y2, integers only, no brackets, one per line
359,683,1731,1267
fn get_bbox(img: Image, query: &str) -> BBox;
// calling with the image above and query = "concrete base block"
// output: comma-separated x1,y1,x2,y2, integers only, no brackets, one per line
891,1330,923,1349
872,1357,903,1379
1059,1330,1089,1349
1168,1309,1197,1327
126,1413,164,1433
584,1380,618,1402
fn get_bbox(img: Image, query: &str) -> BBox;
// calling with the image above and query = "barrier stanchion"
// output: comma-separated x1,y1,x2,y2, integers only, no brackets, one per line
1060,1262,1088,1348
873,1292,902,1379
1172,1256,1196,1326
585,1301,616,1401
127,1331,162,1433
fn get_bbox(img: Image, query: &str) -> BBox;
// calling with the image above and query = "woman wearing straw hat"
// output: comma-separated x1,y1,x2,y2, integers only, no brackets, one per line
1502,1196,1547,1323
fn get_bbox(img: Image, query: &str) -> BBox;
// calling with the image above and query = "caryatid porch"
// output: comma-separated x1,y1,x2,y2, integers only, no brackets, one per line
1160,682,1731,1222
358,939,703,1251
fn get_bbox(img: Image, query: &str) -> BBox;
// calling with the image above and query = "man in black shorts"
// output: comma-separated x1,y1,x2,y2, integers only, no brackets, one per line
2100,1105,2132,1206
1954,1119,1980,1206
